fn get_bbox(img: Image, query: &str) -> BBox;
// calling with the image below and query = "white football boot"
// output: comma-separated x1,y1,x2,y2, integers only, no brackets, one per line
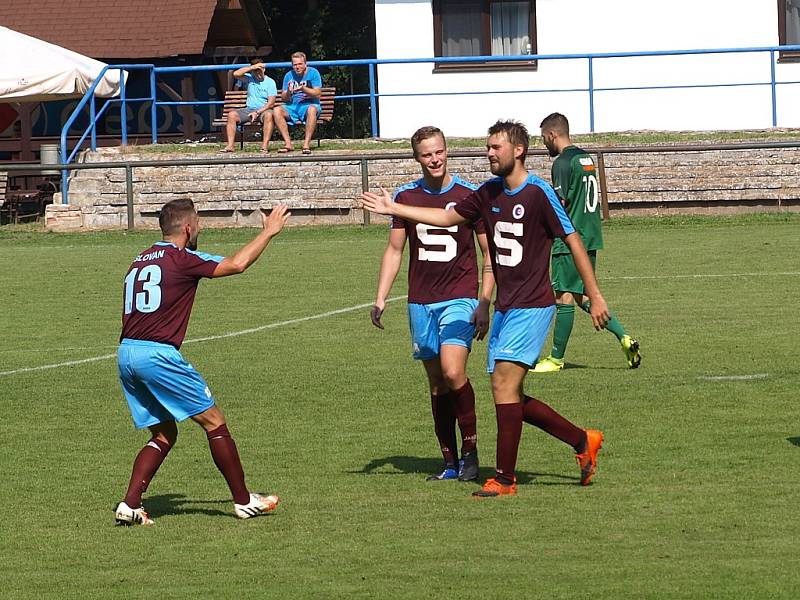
115,501,154,526
234,492,279,519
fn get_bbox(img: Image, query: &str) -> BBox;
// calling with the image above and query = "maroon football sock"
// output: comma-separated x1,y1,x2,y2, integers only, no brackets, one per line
124,437,171,508
430,393,458,466
207,424,250,505
495,403,523,484
522,395,586,450
451,380,477,454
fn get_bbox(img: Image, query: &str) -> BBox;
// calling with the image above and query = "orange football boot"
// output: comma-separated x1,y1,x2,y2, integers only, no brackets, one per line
472,477,517,497
576,429,604,486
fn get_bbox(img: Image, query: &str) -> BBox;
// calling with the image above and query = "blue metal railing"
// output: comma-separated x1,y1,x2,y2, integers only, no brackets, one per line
59,45,800,203
60,64,152,203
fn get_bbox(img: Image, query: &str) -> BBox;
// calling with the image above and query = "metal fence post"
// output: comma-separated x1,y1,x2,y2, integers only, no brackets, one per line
150,68,158,144
60,121,69,205
770,50,777,127
596,152,610,220
588,56,595,133
360,158,370,225
121,72,128,146
90,96,97,151
368,63,378,138
125,165,134,230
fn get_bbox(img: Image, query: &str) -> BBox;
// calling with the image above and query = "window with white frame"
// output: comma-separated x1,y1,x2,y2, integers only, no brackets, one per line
433,0,537,71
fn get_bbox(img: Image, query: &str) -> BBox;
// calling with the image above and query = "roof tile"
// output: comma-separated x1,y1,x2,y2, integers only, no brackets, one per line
0,0,219,58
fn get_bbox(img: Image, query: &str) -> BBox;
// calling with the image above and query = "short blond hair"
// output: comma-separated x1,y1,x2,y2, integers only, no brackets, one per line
291,51,307,62
411,126,445,156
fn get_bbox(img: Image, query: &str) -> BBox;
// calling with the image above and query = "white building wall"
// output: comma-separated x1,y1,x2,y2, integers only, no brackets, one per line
374,0,800,137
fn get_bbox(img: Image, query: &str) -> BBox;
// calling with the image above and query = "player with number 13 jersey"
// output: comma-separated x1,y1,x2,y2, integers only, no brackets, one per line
114,199,289,526
121,243,222,349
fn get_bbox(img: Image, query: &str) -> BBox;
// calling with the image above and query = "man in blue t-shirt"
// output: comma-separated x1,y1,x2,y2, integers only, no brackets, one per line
221,58,278,153
273,51,323,155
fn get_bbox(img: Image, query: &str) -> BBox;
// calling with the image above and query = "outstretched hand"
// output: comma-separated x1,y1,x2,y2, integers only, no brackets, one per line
361,187,393,216
259,204,291,237
370,304,385,329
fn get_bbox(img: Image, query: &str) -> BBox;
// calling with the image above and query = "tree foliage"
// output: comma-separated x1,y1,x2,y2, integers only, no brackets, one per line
261,0,376,138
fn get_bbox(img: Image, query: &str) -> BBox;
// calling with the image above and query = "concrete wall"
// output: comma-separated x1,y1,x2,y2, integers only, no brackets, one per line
374,0,800,137
44,145,800,231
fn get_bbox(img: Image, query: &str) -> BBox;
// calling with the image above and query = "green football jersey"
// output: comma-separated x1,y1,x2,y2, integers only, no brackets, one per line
550,145,604,255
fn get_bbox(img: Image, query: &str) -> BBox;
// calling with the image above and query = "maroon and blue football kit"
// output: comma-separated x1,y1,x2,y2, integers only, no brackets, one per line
454,173,574,370
118,241,223,428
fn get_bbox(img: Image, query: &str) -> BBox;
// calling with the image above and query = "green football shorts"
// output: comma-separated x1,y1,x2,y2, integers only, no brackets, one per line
550,251,597,295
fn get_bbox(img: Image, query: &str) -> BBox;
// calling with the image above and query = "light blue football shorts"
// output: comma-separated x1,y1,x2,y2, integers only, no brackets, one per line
118,338,216,429
283,102,319,124
487,306,556,373
407,298,479,361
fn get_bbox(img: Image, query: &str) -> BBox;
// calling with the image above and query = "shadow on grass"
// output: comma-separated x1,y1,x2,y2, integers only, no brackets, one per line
352,455,579,486
562,363,589,370
143,493,231,518
559,362,626,371
787,437,800,447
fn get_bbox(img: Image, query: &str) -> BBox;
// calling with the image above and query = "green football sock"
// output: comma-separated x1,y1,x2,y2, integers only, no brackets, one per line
550,303,575,360
580,300,626,341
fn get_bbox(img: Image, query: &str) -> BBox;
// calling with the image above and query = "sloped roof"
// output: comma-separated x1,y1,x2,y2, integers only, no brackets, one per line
0,0,219,59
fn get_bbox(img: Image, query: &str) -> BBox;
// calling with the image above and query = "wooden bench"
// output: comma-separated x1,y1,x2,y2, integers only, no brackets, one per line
211,87,336,149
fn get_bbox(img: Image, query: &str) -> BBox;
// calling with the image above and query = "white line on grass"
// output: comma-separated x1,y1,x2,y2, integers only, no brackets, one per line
606,272,800,281
0,345,118,354
3,270,799,378
697,374,769,381
0,296,407,378
16,270,800,357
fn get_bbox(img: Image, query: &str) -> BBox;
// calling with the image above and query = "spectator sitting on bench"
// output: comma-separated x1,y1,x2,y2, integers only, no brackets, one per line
274,51,323,154
221,58,277,153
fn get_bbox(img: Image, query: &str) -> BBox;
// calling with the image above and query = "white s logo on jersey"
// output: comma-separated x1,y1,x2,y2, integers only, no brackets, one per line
416,223,458,262
493,221,523,267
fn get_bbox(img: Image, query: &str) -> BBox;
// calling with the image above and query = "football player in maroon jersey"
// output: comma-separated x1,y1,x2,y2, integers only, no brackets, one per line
115,198,289,524
363,121,610,497
371,126,495,482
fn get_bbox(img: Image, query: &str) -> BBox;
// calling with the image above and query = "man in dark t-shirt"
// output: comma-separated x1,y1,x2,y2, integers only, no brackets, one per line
363,120,611,498
371,126,494,483
115,198,289,525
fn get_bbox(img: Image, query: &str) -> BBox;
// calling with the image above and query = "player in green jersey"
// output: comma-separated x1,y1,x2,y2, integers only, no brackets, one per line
532,112,641,372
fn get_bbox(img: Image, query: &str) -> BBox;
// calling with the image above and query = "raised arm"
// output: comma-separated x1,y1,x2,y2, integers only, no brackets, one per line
371,228,407,329
212,205,290,277
562,232,610,329
232,62,264,81
280,82,292,102
361,187,466,228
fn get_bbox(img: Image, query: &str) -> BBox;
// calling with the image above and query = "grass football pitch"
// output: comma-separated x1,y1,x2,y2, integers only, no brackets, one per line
1,214,799,599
